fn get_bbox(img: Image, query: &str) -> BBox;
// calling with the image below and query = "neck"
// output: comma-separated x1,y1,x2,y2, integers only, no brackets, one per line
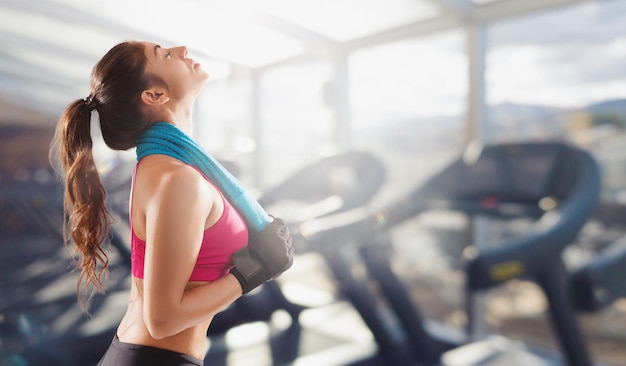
159,102,195,135
172,115,193,136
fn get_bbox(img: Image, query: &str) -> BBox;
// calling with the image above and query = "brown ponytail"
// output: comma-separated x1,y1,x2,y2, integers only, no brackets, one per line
52,41,164,312
54,98,111,311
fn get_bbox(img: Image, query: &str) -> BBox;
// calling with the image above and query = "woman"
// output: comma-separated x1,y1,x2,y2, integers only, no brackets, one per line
52,41,293,365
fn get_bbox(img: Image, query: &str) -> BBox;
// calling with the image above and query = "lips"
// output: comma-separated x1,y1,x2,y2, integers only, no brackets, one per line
189,58,201,69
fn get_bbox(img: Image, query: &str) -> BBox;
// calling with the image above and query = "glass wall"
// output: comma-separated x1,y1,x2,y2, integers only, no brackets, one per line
347,29,470,327
481,1,626,358
258,59,335,188
349,29,468,205
485,0,626,204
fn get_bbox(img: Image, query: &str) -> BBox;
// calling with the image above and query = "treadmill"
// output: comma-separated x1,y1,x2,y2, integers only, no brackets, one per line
298,141,602,365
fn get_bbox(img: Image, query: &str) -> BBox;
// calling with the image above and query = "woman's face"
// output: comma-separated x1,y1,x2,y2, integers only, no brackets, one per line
140,41,209,101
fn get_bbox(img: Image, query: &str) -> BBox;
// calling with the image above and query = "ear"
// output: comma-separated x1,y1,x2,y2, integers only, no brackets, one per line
141,86,170,106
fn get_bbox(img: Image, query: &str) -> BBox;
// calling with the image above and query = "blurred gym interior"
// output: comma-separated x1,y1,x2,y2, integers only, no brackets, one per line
1,1,625,365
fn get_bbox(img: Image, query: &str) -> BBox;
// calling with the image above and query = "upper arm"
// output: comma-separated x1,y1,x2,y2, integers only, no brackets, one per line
142,164,213,313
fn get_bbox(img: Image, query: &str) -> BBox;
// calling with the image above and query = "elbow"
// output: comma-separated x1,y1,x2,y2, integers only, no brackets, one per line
144,311,177,340
146,324,169,341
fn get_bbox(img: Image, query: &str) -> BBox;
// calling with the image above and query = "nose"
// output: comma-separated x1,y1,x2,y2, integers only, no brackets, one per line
174,46,188,58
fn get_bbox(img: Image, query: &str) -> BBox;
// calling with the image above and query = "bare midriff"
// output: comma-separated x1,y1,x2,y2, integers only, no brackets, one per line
116,277,213,360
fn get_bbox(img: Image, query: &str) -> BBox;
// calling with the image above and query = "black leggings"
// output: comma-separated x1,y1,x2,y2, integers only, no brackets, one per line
97,335,204,366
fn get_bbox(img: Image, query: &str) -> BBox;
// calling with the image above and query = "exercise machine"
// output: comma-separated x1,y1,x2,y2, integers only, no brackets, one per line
299,141,602,365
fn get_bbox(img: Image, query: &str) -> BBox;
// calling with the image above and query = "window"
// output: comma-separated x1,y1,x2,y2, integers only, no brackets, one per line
349,30,467,204
258,60,335,188
485,1,626,203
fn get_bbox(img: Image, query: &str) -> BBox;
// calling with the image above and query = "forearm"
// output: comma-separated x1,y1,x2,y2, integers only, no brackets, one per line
144,274,242,339
144,217,293,339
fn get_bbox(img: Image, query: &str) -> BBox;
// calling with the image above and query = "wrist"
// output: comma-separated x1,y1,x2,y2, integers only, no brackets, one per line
229,267,250,294
226,272,244,296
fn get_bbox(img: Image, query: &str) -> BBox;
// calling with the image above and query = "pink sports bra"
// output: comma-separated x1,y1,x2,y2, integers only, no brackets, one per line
130,160,248,282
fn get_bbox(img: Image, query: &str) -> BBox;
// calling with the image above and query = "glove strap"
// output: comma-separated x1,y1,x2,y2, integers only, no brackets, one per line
230,247,267,294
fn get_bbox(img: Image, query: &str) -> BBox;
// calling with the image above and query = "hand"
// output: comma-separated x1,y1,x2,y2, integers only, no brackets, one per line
230,217,294,294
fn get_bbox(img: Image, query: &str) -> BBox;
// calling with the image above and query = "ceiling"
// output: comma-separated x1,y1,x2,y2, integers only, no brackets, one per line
0,0,590,127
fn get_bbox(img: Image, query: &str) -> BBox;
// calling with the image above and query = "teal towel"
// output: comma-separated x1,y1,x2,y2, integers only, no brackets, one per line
136,122,270,231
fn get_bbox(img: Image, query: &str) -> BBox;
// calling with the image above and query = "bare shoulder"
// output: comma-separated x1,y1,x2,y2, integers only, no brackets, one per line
136,155,213,206
138,154,201,182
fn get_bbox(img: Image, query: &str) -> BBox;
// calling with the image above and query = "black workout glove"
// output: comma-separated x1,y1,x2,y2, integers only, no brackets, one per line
230,217,294,294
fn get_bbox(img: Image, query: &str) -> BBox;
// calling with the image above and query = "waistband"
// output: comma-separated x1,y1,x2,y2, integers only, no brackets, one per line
102,335,204,366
